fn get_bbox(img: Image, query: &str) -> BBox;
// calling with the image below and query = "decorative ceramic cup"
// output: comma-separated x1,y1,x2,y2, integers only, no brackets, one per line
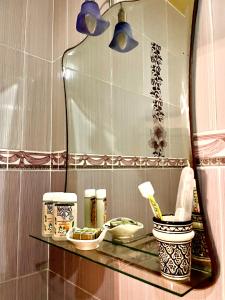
192,212,210,265
153,216,195,281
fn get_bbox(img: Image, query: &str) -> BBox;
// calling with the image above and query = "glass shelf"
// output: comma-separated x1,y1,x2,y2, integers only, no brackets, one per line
30,233,212,297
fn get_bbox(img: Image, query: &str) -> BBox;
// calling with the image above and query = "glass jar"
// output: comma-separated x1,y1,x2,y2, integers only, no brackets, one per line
96,189,107,228
42,192,63,237
52,193,77,241
84,189,96,228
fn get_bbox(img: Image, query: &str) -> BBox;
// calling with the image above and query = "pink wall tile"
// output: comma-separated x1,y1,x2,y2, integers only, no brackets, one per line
52,58,66,151
0,46,24,150
64,252,119,300
53,0,67,60
0,0,27,50
17,271,48,300
65,280,98,300
0,171,20,283
17,171,50,276
214,37,225,130
22,55,52,152
49,271,65,300
51,171,66,192
193,0,216,133
211,0,225,130
25,0,53,60
0,279,17,300
49,246,65,277
48,270,98,300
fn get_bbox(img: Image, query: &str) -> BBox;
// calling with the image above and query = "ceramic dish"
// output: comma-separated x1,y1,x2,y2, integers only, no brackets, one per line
66,227,108,250
105,217,144,241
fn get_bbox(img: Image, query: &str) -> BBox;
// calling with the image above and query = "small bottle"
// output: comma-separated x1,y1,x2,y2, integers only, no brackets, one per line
42,192,63,237
52,193,77,241
96,189,107,228
84,189,96,228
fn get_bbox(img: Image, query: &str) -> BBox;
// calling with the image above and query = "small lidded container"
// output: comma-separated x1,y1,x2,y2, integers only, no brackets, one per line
84,189,96,228
96,189,107,228
42,192,63,237
52,193,77,241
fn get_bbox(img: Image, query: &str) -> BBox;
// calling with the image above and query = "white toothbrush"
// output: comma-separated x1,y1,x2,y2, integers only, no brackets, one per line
175,167,195,221
138,181,162,220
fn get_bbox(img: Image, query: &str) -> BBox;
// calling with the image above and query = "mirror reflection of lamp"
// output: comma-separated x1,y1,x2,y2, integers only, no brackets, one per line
109,6,139,53
76,0,110,36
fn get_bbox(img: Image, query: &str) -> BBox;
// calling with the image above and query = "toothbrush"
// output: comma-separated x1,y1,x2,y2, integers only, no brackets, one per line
138,181,162,220
193,179,200,213
175,167,195,221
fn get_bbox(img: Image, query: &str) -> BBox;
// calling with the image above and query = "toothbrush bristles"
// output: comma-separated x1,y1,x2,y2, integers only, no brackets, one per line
138,181,155,199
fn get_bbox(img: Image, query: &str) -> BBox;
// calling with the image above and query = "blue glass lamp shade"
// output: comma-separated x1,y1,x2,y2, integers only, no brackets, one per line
109,21,138,53
76,0,110,36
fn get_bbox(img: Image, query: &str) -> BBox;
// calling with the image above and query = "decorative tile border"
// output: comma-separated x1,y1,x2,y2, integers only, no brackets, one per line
68,154,188,169
149,42,167,157
0,150,67,170
194,131,225,167
0,150,188,170
196,157,225,167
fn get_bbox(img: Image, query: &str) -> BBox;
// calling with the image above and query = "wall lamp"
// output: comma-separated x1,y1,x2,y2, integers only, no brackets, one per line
76,0,138,53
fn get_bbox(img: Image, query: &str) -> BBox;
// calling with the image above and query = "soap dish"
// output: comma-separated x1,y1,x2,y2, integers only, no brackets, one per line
104,217,144,242
66,227,108,250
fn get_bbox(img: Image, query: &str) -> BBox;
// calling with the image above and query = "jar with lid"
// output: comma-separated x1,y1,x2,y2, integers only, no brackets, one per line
96,189,107,228
84,189,96,228
42,192,63,237
52,193,77,241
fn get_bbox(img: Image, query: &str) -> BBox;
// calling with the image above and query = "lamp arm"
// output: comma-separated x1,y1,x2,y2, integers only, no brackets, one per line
99,0,114,10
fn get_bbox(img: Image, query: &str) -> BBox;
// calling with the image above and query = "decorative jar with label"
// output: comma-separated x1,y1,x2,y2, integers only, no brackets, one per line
52,193,77,241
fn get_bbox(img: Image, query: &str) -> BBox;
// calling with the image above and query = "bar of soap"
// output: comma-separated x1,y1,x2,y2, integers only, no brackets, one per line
109,218,138,228
72,227,101,240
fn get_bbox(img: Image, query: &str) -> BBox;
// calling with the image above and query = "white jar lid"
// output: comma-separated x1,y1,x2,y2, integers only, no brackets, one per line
43,192,64,202
96,189,106,199
84,189,96,197
56,193,77,203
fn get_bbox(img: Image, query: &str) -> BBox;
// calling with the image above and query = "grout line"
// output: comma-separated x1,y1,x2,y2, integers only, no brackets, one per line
50,0,54,189
0,269,49,287
53,55,63,64
61,66,180,109
15,1,29,298
52,0,55,63
48,270,101,300
0,42,52,63
46,260,49,300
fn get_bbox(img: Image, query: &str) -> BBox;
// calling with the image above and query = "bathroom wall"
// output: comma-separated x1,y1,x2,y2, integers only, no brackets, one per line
49,0,225,300
0,0,54,298
1,0,223,299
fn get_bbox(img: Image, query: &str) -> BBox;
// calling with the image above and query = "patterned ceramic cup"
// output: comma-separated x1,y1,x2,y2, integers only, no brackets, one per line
153,216,195,281
192,212,210,265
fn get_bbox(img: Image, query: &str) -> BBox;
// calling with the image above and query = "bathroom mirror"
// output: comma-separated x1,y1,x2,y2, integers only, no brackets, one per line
63,0,197,235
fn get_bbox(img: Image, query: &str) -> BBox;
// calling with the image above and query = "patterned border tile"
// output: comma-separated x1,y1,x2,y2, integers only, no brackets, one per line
68,154,188,169
194,131,225,159
0,150,67,170
0,150,188,170
196,157,225,167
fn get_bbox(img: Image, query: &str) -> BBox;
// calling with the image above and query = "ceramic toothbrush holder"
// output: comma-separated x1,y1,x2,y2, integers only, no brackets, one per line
153,216,195,281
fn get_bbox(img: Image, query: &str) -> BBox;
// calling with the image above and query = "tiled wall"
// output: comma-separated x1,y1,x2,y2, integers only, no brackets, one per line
0,0,53,298
49,0,225,300
1,0,224,299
